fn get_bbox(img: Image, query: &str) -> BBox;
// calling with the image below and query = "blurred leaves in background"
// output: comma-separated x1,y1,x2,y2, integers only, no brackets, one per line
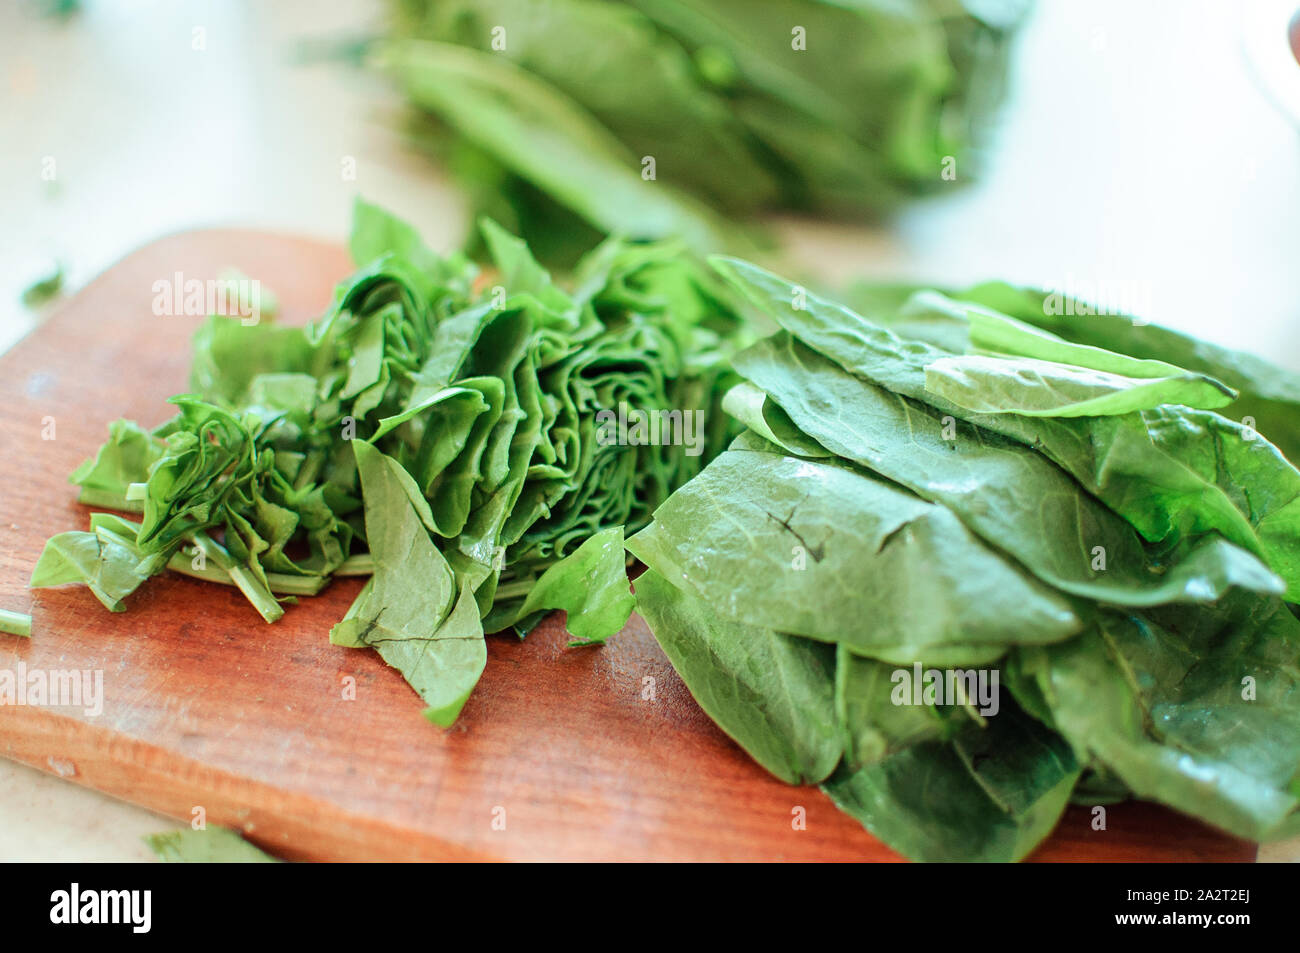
380,0,1028,263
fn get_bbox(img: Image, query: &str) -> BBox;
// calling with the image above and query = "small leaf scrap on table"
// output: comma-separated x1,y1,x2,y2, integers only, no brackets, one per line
629,258,1300,861
31,199,748,726
144,827,280,863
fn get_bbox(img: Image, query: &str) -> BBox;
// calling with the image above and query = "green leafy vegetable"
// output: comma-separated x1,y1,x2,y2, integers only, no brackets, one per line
630,255,1300,861
834,648,966,769
32,199,747,725
732,333,1282,608
924,353,1236,418
67,419,161,511
144,827,281,863
718,258,1300,601
634,567,839,785
30,521,167,613
920,298,1239,415
383,39,740,262
328,439,485,726
1011,600,1300,840
513,526,635,646
822,702,1080,863
959,280,1300,464
381,0,1027,262
627,433,1080,662
20,262,64,309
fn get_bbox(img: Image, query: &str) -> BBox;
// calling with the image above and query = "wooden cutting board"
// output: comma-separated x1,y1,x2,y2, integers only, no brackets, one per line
0,231,1255,862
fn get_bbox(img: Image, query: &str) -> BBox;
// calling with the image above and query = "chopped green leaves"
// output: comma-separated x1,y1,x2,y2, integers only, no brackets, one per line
20,262,64,309
68,419,162,511
0,609,32,637
32,200,747,726
513,526,635,646
30,522,166,613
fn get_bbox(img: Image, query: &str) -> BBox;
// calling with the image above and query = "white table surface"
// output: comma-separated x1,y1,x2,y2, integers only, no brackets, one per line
1,0,1297,861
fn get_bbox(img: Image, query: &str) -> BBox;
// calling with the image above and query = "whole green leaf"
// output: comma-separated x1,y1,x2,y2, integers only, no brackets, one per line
925,353,1236,417
330,440,486,727
1010,601,1300,840
732,332,1282,607
962,280,1300,463
716,257,1300,599
634,568,840,785
822,703,1080,863
961,298,1225,380
627,436,1080,658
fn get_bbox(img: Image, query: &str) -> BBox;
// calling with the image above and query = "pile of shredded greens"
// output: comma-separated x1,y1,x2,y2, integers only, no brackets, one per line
629,258,1300,861
31,200,747,725
380,0,1028,263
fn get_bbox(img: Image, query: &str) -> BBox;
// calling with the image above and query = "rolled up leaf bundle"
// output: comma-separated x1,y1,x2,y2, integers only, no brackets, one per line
31,201,748,725
629,257,1300,861
381,0,1029,262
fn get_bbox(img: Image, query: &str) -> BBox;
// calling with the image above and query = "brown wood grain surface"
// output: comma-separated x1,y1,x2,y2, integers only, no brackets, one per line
0,231,1256,862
